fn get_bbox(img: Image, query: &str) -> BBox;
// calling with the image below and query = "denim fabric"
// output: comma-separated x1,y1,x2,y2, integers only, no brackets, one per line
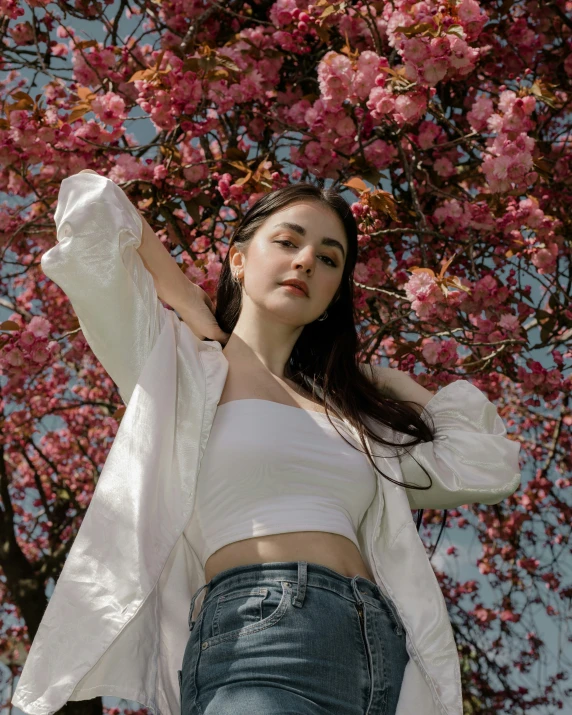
179,561,409,714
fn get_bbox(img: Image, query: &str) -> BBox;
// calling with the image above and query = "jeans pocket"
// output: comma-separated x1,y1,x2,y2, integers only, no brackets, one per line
203,581,291,648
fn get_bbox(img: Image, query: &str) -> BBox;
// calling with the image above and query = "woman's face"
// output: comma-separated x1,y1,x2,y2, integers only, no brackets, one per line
229,200,348,326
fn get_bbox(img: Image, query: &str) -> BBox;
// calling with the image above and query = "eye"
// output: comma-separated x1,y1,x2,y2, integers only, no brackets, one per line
275,239,337,267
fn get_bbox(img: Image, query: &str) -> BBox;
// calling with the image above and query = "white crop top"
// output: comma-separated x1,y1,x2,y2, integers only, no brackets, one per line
184,399,377,569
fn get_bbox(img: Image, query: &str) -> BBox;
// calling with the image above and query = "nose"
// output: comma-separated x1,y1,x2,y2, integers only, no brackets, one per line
292,245,316,273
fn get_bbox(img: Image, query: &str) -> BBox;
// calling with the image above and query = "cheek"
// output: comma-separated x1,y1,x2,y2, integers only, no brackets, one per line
325,272,342,296
254,243,284,271
244,247,273,280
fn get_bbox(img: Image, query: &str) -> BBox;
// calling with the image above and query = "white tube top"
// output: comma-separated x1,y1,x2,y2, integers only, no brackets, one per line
183,399,377,569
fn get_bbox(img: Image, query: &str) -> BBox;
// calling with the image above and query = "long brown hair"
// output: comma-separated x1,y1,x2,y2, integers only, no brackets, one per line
214,181,443,543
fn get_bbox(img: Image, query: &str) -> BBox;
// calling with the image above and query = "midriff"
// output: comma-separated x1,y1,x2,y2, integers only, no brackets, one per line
204,530,376,584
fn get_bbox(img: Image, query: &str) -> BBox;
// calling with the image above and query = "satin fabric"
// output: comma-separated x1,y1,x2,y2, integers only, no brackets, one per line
12,174,522,715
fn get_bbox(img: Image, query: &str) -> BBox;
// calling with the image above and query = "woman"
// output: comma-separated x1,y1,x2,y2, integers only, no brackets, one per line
13,172,521,715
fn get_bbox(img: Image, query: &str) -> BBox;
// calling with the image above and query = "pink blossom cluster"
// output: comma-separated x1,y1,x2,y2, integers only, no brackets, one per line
517,359,566,401
0,0,25,21
0,316,60,377
476,90,538,193
404,270,447,320
0,315,60,370
8,21,34,46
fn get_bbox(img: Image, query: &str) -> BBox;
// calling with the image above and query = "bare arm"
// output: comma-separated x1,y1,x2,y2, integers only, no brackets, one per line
361,364,435,408
136,210,230,344
136,212,197,311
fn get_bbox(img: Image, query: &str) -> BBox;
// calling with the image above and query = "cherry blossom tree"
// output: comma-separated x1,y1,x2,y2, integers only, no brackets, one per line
0,0,571,713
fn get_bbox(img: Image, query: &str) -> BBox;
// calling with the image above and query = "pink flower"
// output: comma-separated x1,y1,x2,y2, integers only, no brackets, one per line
91,92,128,128
28,316,51,338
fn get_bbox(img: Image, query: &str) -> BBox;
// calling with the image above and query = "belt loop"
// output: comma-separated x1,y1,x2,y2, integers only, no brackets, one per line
350,574,365,606
291,561,307,608
188,583,209,630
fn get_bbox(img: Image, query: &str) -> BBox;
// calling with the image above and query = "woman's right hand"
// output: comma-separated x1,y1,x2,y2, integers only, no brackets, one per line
181,283,231,347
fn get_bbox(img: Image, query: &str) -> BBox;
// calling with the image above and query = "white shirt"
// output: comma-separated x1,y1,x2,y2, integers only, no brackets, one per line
12,174,521,715
184,399,376,567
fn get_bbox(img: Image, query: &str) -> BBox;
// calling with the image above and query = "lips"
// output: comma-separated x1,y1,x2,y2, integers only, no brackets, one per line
280,280,309,296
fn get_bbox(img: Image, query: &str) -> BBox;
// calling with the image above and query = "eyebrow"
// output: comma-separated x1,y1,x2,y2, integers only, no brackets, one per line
273,221,346,260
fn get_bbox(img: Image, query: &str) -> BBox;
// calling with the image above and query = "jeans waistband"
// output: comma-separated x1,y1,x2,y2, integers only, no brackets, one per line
188,561,385,631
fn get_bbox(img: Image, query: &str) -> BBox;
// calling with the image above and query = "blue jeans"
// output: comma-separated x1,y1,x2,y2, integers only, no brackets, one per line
179,561,409,714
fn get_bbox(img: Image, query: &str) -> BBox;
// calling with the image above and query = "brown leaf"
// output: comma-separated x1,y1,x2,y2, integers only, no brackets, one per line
0,320,21,331
343,177,369,193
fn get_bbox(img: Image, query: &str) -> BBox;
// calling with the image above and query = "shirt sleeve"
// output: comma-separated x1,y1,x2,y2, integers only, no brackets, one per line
42,173,170,406
398,380,522,510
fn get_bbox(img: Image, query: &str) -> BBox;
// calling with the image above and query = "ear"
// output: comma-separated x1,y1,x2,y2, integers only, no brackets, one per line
228,245,244,272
